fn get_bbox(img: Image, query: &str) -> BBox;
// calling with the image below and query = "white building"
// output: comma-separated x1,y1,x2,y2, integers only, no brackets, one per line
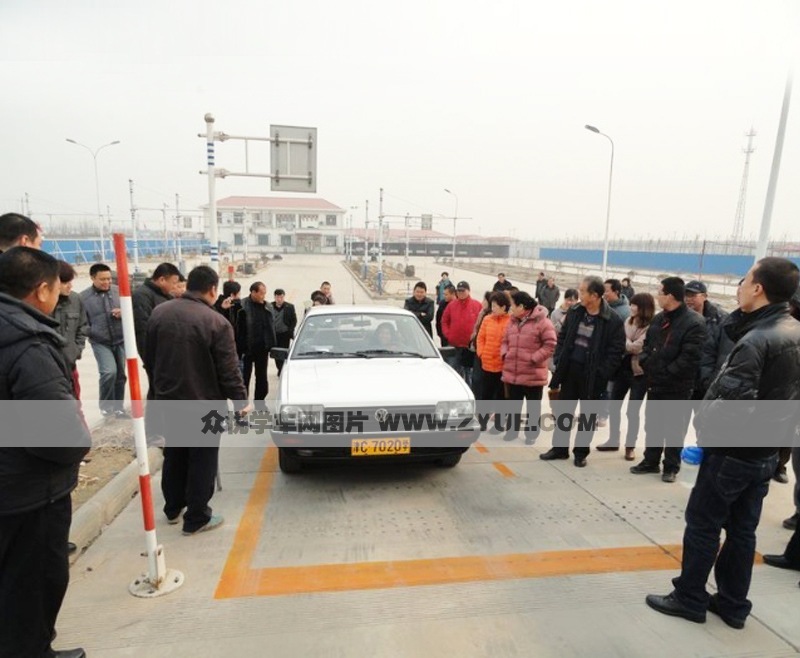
204,196,347,255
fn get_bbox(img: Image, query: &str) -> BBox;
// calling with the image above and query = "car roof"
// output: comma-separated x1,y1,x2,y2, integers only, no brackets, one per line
304,305,414,317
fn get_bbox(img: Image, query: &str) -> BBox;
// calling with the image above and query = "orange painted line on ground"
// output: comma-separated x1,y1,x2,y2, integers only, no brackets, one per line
214,447,277,600
214,447,686,599
474,441,489,454
492,462,516,478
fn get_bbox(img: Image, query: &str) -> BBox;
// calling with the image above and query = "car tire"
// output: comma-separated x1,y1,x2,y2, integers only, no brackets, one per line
437,453,462,468
278,448,302,474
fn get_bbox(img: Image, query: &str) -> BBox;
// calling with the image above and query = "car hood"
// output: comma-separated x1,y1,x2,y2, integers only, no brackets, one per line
279,358,473,406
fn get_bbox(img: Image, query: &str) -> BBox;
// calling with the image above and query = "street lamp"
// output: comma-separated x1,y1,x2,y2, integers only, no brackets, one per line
444,188,458,278
348,205,359,261
66,138,121,261
584,125,614,278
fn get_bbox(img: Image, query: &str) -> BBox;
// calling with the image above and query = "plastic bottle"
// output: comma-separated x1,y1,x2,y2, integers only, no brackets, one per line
681,445,704,465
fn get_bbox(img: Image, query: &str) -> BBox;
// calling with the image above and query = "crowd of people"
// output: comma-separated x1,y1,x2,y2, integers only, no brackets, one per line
2,209,800,654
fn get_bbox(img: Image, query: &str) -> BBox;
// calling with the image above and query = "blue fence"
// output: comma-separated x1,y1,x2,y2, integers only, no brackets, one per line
539,248,800,278
42,238,206,265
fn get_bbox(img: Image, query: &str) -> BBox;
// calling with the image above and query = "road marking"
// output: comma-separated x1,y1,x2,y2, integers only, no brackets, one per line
215,447,684,599
474,441,489,454
492,462,517,478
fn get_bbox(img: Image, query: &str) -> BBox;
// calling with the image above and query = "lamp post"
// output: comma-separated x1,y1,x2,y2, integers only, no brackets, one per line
584,125,614,278
66,138,121,262
444,188,458,278
348,205,359,261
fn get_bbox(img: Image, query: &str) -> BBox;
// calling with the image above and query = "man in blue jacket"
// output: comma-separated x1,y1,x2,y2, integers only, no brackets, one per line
0,247,91,658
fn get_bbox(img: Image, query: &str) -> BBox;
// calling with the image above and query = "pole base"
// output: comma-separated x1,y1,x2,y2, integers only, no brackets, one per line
129,568,185,598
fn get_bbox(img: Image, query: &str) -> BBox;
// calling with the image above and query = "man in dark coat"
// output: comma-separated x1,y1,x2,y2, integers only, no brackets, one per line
271,288,297,376
684,280,729,401
631,277,706,482
0,247,91,658
647,257,800,628
492,273,513,292
131,262,181,358
435,283,455,346
145,266,249,535
543,275,625,467
53,261,89,399
404,281,435,337
236,281,277,409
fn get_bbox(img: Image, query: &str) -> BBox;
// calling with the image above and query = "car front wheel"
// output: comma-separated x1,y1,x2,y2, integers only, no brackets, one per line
278,448,302,474
436,453,462,468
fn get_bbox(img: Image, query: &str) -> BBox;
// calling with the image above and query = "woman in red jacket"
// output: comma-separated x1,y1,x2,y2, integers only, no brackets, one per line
476,292,511,401
501,291,557,444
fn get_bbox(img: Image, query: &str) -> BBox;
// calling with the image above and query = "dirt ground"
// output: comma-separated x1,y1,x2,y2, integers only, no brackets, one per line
72,419,136,511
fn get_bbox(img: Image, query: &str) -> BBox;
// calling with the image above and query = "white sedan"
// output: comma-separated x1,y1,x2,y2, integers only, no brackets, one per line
270,306,479,473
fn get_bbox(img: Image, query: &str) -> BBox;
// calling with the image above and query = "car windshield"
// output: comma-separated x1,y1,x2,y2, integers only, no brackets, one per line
293,312,440,359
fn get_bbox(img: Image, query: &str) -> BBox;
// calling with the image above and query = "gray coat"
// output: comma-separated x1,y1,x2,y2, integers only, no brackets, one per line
80,285,124,347
52,292,89,369
539,284,560,311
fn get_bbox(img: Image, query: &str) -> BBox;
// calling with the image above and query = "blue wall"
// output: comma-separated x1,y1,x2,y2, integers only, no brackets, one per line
42,238,206,265
539,248,800,278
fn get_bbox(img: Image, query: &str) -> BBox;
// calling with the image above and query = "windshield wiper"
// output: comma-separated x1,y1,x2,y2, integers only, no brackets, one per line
353,349,426,358
296,350,371,358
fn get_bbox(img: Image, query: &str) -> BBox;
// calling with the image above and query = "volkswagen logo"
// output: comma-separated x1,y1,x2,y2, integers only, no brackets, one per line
374,408,389,422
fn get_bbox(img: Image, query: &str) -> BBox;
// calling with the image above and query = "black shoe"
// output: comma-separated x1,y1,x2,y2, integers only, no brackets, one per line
574,456,587,468
707,594,745,629
662,471,677,483
773,467,789,484
630,460,660,475
596,441,620,452
645,592,706,623
762,554,800,571
783,513,798,530
539,448,569,461
67,542,77,555
48,649,86,658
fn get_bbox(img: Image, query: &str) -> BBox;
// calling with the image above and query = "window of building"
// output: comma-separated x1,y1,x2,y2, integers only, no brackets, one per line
299,213,319,228
325,214,338,226
280,234,293,246
257,234,270,246
251,212,261,224
276,213,296,229
325,235,338,248
183,217,193,229
233,212,244,224
234,233,244,246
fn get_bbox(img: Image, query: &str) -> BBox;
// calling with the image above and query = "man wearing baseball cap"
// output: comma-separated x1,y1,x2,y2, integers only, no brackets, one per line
684,280,728,402
441,280,482,385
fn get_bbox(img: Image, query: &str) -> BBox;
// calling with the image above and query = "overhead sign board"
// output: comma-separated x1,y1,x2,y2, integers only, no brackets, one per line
270,125,317,193
421,214,433,230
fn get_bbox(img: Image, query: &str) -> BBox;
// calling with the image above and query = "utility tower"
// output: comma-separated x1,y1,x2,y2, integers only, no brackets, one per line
732,128,756,241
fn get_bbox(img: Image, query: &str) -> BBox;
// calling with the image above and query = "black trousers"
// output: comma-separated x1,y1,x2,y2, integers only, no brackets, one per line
275,332,291,376
505,383,543,441
162,446,219,533
0,495,71,658
243,349,269,407
643,390,693,474
551,362,600,458
480,370,504,401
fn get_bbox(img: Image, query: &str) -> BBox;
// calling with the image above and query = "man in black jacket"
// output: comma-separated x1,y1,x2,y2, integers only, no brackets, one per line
543,276,625,467
404,281,435,337
684,280,729,401
145,266,250,535
271,288,297,376
647,257,800,628
435,284,455,347
0,247,91,658
236,281,277,409
132,262,181,358
631,277,705,482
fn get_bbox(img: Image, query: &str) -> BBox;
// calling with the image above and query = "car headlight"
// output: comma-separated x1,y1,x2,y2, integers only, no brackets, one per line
435,400,475,420
279,405,324,425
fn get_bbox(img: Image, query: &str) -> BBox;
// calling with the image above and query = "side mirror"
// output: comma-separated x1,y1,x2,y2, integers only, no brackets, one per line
270,347,289,360
438,346,455,357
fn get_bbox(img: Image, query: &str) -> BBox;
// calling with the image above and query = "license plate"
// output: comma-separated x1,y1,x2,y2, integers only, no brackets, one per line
351,437,411,456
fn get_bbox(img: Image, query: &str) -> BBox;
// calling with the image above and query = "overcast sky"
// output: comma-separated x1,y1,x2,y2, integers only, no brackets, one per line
2,0,798,242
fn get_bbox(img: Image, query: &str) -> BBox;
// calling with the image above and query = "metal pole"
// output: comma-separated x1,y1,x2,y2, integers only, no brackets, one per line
162,204,168,257
404,212,410,276
444,189,458,279
364,200,369,258
755,72,793,262
129,179,139,273
205,113,219,272
93,153,104,261
175,193,183,263
378,188,384,295
585,125,614,278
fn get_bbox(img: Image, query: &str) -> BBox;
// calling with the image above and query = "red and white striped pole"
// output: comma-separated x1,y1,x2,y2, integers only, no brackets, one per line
113,233,184,597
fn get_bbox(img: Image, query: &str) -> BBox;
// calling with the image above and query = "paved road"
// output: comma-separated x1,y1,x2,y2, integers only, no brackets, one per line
58,253,799,657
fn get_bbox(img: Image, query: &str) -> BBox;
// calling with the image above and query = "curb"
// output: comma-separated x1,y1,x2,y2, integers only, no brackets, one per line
69,446,164,563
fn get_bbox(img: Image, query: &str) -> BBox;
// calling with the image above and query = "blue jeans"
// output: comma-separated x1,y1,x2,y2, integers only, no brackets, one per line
91,342,127,413
672,452,778,621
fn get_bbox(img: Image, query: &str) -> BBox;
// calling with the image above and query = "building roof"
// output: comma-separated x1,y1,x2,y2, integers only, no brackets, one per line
349,228,451,240
212,196,344,211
